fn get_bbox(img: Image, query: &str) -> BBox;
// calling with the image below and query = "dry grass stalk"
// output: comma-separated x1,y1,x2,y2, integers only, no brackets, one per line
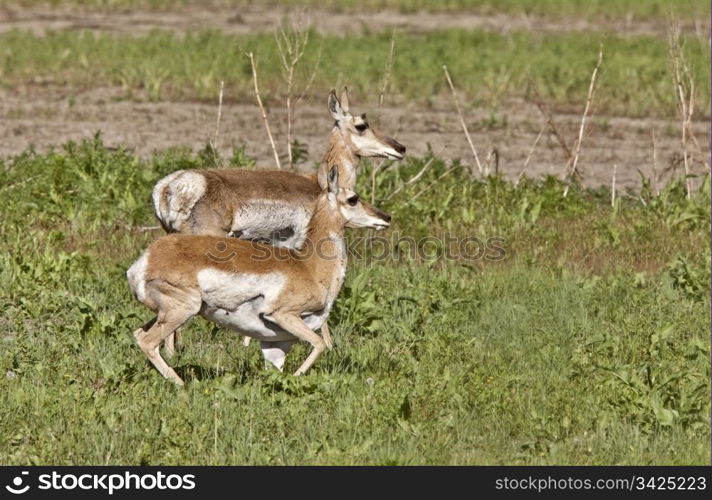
297,42,322,104
515,120,547,186
369,32,400,204
563,44,603,197
276,12,315,169
209,80,225,157
409,162,464,202
443,65,483,176
370,162,382,205
485,146,499,175
530,83,572,161
385,145,448,200
378,29,397,109
651,129,660,196
247,51,282,170
668,22,701,197
611,164,617,207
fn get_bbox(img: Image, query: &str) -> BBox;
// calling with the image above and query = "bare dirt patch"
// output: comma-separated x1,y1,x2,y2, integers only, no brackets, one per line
2,85,708,189
1,4,708,189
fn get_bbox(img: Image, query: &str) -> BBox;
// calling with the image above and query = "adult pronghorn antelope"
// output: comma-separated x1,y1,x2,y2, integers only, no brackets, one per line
152,87,403,241
127,167,390,385
151,87,405,352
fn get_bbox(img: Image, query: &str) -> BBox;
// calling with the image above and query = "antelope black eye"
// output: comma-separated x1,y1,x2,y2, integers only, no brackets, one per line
347,195,359,206
355,123,368,133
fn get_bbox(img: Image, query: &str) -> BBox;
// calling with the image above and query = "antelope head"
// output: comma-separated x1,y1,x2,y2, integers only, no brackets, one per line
328,87,406,161
324,166,391,231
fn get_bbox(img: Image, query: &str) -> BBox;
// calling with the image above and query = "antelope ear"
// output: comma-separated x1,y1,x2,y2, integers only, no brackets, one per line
328,90,346,121
316,163,329,190
340,86,350,112
327,165,339,194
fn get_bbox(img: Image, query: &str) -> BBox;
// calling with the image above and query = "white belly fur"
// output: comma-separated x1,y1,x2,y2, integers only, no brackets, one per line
196,268,328,343
230,200,310,249
200,303,330,341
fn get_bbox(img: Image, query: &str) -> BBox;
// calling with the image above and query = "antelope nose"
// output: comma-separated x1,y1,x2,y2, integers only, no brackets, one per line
394,142,406,155
382,212,392,223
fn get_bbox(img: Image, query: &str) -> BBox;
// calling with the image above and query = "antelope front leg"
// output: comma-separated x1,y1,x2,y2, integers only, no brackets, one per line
320,323,334,350
266,312,326,376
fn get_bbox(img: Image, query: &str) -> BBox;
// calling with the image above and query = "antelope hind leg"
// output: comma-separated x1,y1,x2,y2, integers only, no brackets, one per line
137,312,193,386
163,328,182,359
266,312,326,376
135,285,200,385
133,317,157,341
320,322,334,350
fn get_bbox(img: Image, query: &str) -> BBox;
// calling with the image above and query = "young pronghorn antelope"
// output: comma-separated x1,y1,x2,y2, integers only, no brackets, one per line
152,87,404,352
127,167,390,385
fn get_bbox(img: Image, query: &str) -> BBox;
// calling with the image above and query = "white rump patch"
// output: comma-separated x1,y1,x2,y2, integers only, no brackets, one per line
231,200,310,249
126,250,149,302
152,170,207,232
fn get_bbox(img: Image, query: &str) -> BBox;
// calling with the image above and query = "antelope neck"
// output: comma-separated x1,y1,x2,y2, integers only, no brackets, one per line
323,128,358,188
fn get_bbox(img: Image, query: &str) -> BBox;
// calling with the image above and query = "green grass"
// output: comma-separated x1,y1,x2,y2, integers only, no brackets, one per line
0,138,709,464
1,27,709,117
16,0,711,19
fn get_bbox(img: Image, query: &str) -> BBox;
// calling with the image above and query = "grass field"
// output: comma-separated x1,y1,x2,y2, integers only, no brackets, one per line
0,139,709,464
0,0,710,465
1,28,709,118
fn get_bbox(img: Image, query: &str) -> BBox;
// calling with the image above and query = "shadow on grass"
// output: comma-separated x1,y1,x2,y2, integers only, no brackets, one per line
175,364,226,382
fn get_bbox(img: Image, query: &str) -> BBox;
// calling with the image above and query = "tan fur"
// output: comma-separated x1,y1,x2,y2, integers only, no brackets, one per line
167,169,320,235
129,169,390,385
152,88,405,354
153,88,405,238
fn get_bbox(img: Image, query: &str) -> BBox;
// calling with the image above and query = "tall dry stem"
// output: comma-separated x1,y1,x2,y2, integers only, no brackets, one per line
515,120,546,186
371,33,399,204
385,145,447,200
247,51,281,170
651,129,660,196
378,29,397,109
443,65,483,176
668,21,698,198
530,82,572,161
563,44,603,197
276,12,319,168
208,80,225,160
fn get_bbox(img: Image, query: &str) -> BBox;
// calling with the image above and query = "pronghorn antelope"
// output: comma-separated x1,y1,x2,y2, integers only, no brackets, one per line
127,167,390,385
151,87,404,244
151,87,405,352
